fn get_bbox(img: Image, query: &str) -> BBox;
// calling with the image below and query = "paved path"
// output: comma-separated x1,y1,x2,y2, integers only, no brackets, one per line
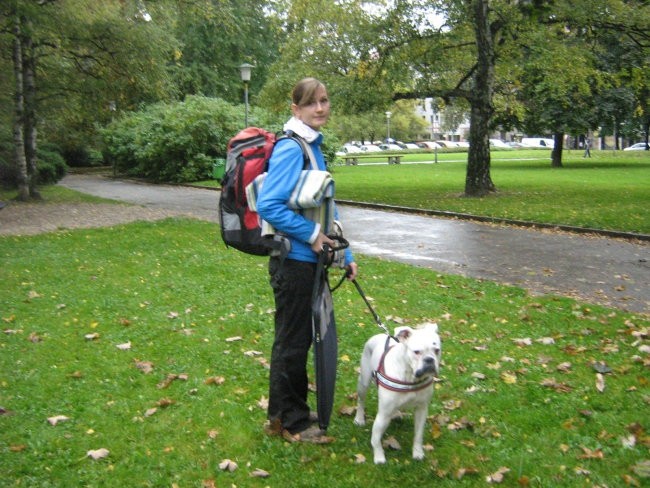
59,174,649,315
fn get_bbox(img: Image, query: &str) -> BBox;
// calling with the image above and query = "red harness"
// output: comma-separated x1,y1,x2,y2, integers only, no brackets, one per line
374,345,434,393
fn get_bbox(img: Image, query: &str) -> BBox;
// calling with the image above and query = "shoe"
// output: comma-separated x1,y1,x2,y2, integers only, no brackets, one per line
282,425,334,444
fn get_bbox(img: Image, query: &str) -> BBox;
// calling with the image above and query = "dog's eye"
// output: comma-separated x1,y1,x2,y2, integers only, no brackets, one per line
413,350,422,356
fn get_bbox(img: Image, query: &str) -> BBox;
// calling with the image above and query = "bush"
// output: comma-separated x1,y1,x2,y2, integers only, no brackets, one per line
0,142,67,188
36,144,68,184
102,96,249,183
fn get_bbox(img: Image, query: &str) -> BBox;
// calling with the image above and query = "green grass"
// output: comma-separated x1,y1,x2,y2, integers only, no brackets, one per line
2,219,648,487
196,149,650,234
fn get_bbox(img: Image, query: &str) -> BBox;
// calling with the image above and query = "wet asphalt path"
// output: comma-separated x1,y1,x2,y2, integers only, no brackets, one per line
59,174,649,314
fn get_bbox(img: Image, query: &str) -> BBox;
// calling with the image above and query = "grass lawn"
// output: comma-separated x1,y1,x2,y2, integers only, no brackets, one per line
1,218,648,487
197,148,650,234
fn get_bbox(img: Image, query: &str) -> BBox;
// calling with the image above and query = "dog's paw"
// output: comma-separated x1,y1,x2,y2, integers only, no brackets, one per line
353,416,366,426
412,448,425,460
373,453,386,464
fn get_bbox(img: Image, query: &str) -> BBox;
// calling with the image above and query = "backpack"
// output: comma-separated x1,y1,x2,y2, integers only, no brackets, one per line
218,127,314,256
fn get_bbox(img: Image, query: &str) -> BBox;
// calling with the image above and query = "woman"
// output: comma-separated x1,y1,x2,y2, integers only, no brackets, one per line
256,78,358,442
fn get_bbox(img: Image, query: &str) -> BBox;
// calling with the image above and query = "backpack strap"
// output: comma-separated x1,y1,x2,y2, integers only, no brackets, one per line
280,131,319,171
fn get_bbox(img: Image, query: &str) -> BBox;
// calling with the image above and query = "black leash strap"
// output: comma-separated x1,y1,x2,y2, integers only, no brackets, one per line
350,278,394,338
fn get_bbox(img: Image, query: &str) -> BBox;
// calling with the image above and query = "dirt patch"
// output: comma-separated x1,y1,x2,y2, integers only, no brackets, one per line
0,201,186,236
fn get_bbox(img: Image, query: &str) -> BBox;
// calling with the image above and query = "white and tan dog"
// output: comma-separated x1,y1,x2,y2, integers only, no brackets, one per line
354,323,441,464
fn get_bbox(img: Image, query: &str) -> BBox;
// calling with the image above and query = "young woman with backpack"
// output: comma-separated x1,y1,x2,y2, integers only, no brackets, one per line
256,78,358,442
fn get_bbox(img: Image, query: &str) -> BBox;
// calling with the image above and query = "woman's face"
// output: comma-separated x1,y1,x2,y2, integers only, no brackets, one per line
292,86,330,131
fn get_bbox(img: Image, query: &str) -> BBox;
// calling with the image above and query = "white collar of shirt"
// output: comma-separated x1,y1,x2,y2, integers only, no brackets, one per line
283,117,321,143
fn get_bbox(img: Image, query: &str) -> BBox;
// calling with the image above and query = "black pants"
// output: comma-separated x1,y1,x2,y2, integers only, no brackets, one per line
267,257,316,434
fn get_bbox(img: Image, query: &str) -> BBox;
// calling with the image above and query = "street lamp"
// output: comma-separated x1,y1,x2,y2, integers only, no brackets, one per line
239,63,254,127
385,111,392,141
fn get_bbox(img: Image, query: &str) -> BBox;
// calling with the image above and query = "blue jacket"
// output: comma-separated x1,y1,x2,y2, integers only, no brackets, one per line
256,121,354,265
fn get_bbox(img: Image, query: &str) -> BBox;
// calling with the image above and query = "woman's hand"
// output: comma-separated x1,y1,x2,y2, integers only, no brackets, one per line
311,232,336,254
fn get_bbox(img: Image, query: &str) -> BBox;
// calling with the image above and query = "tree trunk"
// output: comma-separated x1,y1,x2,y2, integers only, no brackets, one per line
12,12,29,201
22,20,41,199
464,0,496,197
551,132,564,167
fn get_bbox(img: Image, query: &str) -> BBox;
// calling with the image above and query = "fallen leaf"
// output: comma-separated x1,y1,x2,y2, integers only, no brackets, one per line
250,468,270,478
556,362,572,373
383,436,401,450
338,405,355,416
115,341,131,350
157,373,188,389
621,435,636,448
225,336,242,342
501,371,517,384
205,376,225,386
134,360,154,374
595,373,606,393
578,446,604,459
486,466,510,483
456,467,480,479
218,459,238,472
471,372,486,380
512,338,532,347
87,448,110,460
47,415,69,426
84,333,100,341
354,453,366,464
536,337,555,345
144,407,157,417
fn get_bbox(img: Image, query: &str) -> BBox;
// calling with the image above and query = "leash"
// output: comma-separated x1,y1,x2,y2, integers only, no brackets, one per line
323,236,395,340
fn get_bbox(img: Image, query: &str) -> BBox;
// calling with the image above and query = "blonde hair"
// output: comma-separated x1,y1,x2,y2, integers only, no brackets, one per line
292,78,327,107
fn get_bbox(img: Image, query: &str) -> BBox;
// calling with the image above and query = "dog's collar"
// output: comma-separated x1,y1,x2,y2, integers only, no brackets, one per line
374,345,434,393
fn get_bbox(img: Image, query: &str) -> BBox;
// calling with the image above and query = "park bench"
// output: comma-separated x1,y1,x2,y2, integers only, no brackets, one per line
340,154,402,165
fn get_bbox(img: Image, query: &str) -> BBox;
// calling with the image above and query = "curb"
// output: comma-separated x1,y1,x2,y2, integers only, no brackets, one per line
335,199,650,243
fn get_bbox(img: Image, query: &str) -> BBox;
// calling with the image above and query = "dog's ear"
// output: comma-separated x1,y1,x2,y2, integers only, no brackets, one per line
394,326,413,342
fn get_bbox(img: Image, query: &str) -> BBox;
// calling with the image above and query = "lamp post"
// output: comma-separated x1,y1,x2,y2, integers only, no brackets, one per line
239,63,254,127
385,111,391,141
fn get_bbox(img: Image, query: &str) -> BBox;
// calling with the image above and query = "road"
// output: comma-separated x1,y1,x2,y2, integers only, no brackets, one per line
59,174,649,315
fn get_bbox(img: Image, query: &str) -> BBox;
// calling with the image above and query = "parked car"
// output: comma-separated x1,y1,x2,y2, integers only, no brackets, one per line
435,140,459,148
521,137,555,148
623,142,649,151
403,143,420,150
506,141,525,148
489,139,512,149
416,141,442,149
359,144,382,152
379,143,403,151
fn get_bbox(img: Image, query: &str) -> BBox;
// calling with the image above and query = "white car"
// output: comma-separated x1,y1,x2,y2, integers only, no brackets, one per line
379,143,403,151
623,142,649,151
489,139,511,149
417,141,442,149
360,144,382,152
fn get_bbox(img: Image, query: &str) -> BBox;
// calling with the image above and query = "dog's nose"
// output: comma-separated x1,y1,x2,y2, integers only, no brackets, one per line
424,356,434,365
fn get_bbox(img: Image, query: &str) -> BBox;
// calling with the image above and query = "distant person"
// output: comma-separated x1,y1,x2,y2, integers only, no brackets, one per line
583,138,591,158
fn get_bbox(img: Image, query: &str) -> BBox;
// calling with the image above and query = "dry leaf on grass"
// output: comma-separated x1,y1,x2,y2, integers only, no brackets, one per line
383,436,401,450
595,373,606,393
116,341,131,350
218,459,238,472
87,448,110,460
250,468,270,478
47,415,69,426
486,466,510,483
354,453,366,464
134,360,154,374
205,376,225,386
